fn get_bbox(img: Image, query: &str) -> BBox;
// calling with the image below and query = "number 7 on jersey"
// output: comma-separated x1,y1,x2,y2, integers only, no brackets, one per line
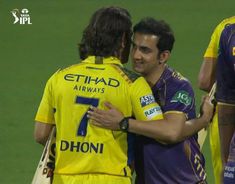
75,96,99,136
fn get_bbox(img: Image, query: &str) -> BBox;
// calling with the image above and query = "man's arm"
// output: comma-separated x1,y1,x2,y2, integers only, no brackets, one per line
88,96,214,144
127,113,185,143
198,57,217,92
34,121,54,145
128,113,211,143
128,95,214,143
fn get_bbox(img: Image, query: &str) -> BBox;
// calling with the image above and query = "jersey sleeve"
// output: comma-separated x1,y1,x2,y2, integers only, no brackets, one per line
163,81,196,119
203,18,234,59
204,23,222,58
35,73,57,124
130,77,163,121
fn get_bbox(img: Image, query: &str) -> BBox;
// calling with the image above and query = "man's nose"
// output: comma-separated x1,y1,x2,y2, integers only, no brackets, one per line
132,48,141,60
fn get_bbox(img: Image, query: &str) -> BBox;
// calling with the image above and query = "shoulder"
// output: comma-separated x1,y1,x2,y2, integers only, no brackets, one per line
162,69,195,114
220,23,235,49
219,24,235,57
215,17,235,35
111,65,142,83
167,68,193,90
58,63,84,73
222,23,235,36
220,16,235,26
166,68,195,100
53,62,87,78
46,63,83,83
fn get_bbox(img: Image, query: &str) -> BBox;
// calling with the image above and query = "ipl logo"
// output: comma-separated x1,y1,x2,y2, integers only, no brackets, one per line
11,8,32,25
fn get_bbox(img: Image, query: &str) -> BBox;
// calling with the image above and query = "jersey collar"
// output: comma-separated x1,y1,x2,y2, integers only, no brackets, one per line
82,56,123,66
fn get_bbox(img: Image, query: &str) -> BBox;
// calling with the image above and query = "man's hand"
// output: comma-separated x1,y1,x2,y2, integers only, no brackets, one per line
199,95,215,127
87,102,124,130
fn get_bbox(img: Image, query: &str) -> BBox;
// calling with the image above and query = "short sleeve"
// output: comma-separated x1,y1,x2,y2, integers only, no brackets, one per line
163,81,196,119
204,18,234,59
204,23,222,58
35,74,56,124
130,77,163,121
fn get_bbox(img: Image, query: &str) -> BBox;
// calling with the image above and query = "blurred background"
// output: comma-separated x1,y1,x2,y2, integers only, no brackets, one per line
0,0,234,183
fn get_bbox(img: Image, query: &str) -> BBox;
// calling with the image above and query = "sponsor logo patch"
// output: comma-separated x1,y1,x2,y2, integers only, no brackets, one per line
233,47,235,56
170,90,192,106
144,106,162,119
140,94,155,107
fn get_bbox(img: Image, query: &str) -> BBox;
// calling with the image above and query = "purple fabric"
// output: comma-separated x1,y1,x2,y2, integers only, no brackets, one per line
135,66,206,184
216,23,235,104
224,133,235,183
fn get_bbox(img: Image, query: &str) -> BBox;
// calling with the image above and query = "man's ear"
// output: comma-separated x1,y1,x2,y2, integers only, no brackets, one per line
121,33,126,48
159,50,171,64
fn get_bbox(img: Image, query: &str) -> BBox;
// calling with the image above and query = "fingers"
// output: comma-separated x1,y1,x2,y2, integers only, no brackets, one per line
203,95,215,122
87,113,101,123
89,106,105,114
87,111,106,127
90,120,103,127
87,109,104,123
104,102,115,109
202,95,214,106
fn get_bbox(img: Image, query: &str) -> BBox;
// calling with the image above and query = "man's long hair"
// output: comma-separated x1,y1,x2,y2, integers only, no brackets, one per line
79,7,132,63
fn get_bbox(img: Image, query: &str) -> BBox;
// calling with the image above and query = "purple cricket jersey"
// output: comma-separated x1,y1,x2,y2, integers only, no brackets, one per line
216,23,235,104
218,23,235,184
135,66,206,184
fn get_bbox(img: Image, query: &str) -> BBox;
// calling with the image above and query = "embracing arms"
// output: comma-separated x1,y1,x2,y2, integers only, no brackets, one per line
88,96,214,144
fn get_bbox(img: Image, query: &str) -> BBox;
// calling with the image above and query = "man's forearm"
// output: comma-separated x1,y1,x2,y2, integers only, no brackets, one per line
128,118,184,144
198,58,217,92
182,117,208,139
34,122,54,145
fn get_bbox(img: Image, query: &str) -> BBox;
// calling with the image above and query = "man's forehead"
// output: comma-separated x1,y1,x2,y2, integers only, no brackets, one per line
133,32,158,45
134,32,157,39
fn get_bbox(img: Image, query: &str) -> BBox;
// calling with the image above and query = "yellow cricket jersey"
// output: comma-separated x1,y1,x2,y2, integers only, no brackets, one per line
35,56,163,180
204,16,235,58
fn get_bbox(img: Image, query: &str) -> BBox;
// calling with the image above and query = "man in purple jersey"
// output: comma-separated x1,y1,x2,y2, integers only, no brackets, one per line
130,18,206,184
216,23,235,183
87,18,213,183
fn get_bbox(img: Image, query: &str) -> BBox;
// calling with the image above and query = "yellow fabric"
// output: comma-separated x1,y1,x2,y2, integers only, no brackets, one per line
53,174,131,184
204,16,235,58
209,107,222,184
35,56,163,181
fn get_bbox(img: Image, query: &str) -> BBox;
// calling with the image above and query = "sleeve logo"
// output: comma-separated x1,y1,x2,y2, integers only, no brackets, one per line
139,94,155,107
170,90,192,106
233,47,235,56
144,106,162,119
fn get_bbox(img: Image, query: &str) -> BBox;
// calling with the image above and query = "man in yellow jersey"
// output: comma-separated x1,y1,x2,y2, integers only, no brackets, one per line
34,7,163,184
198,16,235,183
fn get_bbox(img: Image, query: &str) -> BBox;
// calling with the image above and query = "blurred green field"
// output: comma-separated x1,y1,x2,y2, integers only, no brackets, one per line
0,0,235,183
